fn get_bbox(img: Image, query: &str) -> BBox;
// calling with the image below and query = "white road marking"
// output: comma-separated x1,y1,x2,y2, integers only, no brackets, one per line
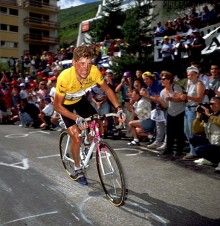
5,134,29,138
140,146,160,154
37,154,60,159
126,200,169,224
0,158,29,170
114,147,139,151
5,130,50,139
2,210,58,225
145,212,170,224
114,147,143,156
29,131,50,134
71,212,80,221
79,197,93,225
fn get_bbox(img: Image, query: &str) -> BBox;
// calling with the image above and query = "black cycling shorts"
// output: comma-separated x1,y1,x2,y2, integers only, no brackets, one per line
61,96,97,128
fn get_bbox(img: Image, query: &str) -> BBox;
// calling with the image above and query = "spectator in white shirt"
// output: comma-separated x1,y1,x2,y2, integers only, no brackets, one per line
127,89,155,145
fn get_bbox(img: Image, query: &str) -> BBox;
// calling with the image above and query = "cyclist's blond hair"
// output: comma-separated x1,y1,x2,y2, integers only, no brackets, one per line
73,45,93,61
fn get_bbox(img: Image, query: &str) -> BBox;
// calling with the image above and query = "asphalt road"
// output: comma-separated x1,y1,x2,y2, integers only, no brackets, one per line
0,124,220,226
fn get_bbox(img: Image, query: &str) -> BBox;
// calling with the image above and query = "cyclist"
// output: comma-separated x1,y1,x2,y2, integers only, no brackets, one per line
54,45,124,185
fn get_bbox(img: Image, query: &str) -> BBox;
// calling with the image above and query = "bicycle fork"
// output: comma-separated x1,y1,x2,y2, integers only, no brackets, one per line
98,144,114,176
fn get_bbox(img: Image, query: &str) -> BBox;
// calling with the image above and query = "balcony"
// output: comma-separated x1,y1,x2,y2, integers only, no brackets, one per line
24,34,59,44
23,0,59,12
24,17,58,29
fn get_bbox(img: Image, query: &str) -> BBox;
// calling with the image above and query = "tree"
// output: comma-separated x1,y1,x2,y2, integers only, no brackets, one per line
90,0,125,42
122,0,155,59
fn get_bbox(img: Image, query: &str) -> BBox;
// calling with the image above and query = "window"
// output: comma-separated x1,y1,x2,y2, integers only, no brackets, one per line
9,8,18,16
0,41,18,48
9,25,18,32
0,24,7,31
0,7,7,14
43,0,49,5
1,41,6,47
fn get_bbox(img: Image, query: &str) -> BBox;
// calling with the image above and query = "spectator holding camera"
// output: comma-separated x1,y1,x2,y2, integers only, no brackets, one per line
184,97,220,166
115,71,133,120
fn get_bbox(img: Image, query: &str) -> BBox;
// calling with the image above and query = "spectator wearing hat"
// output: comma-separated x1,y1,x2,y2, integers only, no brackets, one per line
161,36,173,72
140,71,162,100
140,71,163,145
180,66,206,156
39,96,54,130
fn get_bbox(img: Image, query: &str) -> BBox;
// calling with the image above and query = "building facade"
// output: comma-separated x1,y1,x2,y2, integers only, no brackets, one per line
0,0,59,59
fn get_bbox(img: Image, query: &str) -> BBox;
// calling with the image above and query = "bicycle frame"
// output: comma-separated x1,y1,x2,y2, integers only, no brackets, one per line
62,113,117,169
62,117,101,168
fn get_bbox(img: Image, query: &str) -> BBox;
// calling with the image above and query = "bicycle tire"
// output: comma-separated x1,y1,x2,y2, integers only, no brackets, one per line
59,131,75,178
96,141,127,206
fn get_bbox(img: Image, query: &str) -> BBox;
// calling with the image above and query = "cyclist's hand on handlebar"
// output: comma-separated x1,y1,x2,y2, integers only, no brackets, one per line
76,116,88,130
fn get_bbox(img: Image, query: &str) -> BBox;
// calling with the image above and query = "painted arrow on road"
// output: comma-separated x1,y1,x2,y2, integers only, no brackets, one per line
0,158,29,170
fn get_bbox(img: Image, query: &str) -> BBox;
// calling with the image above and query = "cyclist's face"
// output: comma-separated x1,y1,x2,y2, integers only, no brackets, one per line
74,57,92,79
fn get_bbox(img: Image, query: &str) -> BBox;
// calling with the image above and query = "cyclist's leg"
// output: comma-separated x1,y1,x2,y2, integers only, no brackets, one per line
60,104,87,184
67,124,81,168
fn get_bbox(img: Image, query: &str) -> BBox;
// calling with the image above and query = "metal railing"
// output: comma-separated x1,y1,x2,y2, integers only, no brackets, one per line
24,33,59,44
24,17,58,28
23,0,59,12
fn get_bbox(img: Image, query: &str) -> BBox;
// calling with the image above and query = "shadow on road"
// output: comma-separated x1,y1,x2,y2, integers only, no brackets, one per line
121,190,220,226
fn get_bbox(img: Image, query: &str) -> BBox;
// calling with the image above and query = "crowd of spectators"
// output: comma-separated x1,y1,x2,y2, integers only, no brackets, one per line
153,3,220,37
1,48,220,172
1,2,220,172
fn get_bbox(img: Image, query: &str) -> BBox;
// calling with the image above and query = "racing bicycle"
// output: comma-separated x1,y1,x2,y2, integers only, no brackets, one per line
59,113,127,206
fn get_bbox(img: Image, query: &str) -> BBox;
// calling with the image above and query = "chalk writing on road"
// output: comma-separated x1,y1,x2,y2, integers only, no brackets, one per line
0,158,29,170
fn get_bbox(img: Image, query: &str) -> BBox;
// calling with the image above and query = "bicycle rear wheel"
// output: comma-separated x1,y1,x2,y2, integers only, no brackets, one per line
59,131,75,178
96,141,127,206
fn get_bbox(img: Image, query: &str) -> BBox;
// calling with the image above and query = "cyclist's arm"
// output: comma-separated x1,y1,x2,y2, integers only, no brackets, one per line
99,81,121,109
54,93,78,121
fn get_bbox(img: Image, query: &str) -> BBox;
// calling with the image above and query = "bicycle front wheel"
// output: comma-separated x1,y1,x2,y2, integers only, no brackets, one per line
96,141,127,206
59,131,75,178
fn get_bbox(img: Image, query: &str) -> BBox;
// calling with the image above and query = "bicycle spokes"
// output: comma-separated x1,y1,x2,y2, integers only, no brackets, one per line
96,142,126,206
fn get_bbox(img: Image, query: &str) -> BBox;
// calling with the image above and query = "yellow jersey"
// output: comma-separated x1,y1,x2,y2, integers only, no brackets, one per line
56,65,104,105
